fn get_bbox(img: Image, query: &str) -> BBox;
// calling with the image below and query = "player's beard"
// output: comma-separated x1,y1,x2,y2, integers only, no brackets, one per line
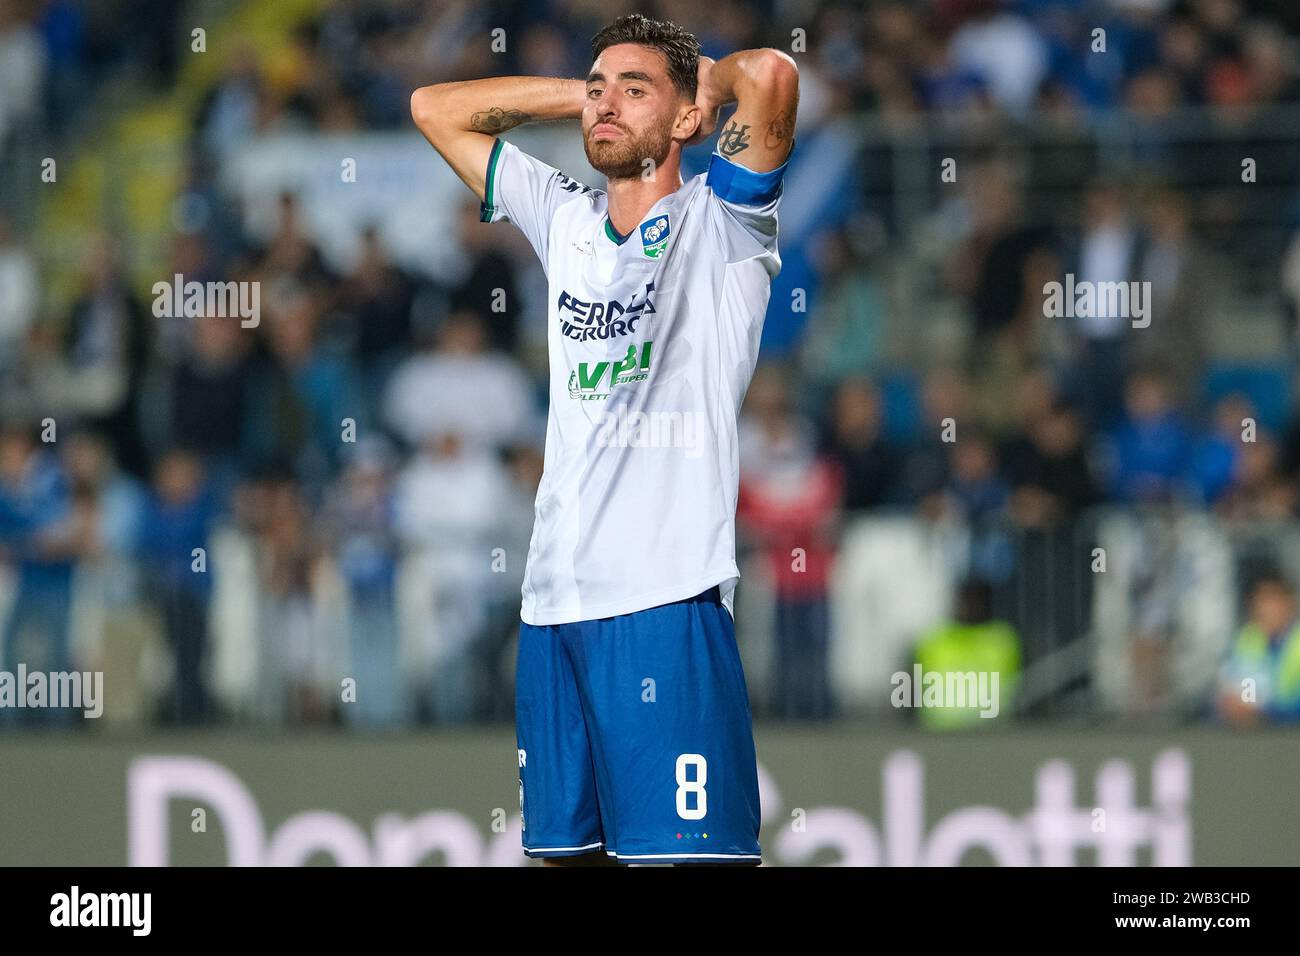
584,118,674,182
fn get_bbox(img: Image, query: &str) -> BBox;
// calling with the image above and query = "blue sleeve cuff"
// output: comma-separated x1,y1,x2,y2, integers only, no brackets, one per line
706,144,791,206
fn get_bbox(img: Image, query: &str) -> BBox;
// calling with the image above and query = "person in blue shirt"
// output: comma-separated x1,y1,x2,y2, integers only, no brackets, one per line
137,449,219,724
1104,367,1197,504
0,424,78,726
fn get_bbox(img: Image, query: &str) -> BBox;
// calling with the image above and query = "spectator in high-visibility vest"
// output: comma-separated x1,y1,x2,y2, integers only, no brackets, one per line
912,579,1021,731
1216,573,1300,726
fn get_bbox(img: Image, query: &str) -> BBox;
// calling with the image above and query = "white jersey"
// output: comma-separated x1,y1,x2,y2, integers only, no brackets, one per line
481,137,787,625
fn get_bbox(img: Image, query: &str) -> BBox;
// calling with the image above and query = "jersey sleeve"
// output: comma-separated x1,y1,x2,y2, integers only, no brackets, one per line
704,143,792,259
479,138,593,266
703,145,794,278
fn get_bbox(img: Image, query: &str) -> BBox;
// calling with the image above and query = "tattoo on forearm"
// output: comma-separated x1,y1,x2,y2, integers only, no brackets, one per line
764,109,796,149
718,121,751,156
470,107,531,134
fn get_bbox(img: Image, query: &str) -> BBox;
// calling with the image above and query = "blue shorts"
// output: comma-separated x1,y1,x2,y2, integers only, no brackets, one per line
515,586,761,864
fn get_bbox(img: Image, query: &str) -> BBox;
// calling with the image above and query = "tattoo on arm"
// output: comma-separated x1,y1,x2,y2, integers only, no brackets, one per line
718,121,751,157
470,107,531,134
764,109,796,149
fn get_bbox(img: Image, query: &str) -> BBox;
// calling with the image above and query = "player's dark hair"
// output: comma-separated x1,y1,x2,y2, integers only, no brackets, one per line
591,14,700,101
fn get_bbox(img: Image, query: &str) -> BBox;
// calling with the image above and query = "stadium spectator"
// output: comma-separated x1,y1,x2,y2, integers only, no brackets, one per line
948,160,1059,434
449,201,523,354
383,310,536,454
1062,180,1143,430
137,449,217,725
258,283,363,491
944,426,1009,522
243,470,331,725
194,44,264,161
393,429,515,724
1189,393,1254,505
1002,391,1100,664
943,426,1013,584
36,0,85,136
60,429,149,723
0,0,46,160
61,236,151,478
820,377,900,513
325,437,404,729
948,1,1049,117
251,192,335,290
1004,389,1100,528
911,578,1021,730
801,225,888,394
1217,430,1294,522
1131,187,1206,405
0,212,39,374
900,367,971,513
1216,572,1300,725
143,313,254,495
1102,366,1197,504
739,366,843,720
337,224,417,419
0,423,77,725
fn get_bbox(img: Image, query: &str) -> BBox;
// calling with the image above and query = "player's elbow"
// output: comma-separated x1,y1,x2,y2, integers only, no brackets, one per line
410,86,433,125
410,85,447,136
749,49,799,94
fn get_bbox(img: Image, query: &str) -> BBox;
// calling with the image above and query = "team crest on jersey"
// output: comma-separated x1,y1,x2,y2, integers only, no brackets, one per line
640,215,670,258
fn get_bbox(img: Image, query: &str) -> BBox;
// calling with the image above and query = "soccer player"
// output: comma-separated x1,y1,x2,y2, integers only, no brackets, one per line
411,13,797,866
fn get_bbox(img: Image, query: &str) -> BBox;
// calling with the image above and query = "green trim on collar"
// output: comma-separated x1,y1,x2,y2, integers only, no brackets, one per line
604,217,630,245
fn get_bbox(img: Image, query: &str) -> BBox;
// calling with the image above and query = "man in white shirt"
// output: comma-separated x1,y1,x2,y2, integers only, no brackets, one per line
412,12,797,866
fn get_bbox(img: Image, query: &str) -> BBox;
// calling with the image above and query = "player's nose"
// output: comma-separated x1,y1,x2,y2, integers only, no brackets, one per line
593,89,618,118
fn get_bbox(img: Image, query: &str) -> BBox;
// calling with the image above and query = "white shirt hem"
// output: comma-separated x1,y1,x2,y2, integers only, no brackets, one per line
520,565,740,627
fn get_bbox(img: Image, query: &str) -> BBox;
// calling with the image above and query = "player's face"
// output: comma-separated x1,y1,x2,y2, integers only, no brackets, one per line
583,43,686,181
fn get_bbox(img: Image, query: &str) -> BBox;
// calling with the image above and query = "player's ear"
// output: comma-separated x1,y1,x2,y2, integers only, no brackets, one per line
675,102,702,143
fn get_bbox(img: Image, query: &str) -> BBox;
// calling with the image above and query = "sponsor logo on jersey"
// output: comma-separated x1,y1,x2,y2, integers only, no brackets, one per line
567,341,653,400
640,215,670,258
557,279,656,341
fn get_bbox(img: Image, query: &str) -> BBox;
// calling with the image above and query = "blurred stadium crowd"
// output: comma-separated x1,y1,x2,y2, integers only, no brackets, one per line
3,0,1300,730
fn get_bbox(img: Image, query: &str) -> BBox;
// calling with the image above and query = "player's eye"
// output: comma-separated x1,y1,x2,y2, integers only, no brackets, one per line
587,88,602,98
626,88,644,97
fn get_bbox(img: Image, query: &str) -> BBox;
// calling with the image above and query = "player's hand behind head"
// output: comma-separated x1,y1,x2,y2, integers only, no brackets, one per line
686,55,719,146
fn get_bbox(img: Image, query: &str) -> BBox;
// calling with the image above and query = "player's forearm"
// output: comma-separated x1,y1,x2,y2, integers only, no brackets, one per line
411,76,585,201
410,76,585,138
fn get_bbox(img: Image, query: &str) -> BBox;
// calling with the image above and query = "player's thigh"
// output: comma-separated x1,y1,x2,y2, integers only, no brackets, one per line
572,590,762,864
516,621,604,858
